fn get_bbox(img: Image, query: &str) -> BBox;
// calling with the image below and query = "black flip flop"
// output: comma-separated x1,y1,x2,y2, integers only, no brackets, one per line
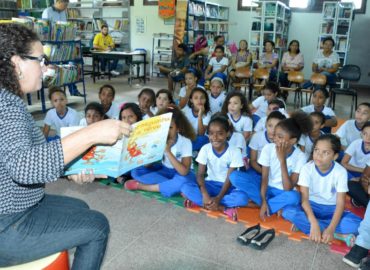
237,224,261,245
250,229,275,250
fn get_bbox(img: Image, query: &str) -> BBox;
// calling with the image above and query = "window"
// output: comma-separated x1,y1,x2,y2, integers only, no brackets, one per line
289,0,310,9
237,0,259,11
341,0,362,10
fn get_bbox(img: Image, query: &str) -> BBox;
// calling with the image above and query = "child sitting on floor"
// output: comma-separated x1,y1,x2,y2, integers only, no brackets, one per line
181,115,247,221
98,84,120,119
178,68,203,109
254,99,287,133
208,75,226,115
150,89,174,115
336,102,370,149
79,102,107,126
125,106,196,197
283,134,362,247
138,88,156,119
43,86,80,141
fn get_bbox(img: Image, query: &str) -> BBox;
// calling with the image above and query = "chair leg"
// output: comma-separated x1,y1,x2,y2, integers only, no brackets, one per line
350,95,354,118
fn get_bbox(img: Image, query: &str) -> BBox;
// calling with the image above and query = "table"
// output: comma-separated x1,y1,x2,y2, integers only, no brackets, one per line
91,50,147,85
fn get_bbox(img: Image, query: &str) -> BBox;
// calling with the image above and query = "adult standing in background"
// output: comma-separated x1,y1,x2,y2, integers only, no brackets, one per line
0,23,131,269
42,0,85,97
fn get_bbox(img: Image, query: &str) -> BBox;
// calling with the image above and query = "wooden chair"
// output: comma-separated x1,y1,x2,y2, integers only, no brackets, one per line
279,71,304,108
250,68,269,101
231,66,252,96
298,73,327,107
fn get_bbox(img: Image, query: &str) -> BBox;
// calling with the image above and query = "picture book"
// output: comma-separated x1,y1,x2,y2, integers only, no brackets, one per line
61,113,172,178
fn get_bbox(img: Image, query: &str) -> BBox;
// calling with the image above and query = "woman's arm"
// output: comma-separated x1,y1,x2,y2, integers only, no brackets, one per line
341,154,364,173
324,63,339,74
250,149,262,174
300,186,321,243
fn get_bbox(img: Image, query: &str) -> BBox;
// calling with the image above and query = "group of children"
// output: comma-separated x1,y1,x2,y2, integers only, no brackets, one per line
43,77,370,253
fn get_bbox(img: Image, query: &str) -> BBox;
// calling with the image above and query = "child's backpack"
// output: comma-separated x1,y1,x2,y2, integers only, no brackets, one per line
194,36,208,52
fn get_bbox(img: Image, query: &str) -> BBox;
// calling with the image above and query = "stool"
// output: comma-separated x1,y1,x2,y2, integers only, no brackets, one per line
300,73,327,107
279,71,305,108
250,68,269,101
0,251,69,270
232,66,252,96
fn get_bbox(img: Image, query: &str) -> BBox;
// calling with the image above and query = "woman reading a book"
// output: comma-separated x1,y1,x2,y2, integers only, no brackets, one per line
0,24,131,269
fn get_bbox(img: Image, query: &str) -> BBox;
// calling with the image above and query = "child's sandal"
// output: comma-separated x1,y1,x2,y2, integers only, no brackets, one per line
334,233,356,247
224,207,238,221
124,180,139,190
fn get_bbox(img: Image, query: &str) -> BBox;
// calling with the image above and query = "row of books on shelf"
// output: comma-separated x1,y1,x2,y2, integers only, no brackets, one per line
250,33,287,48
67,8,81,19
189,2,205,17
50,21,77,41
43,43,81,62
1,0,17,9
321,22,349,35
45,64,82,87
17,0,48,9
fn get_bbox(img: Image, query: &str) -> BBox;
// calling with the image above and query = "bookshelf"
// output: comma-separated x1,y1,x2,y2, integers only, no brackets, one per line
16,0,49,18
151,33,174,77
67,0,130,51
0,1,17,19
185,0,229,46
319,1,354,67
248,1,290,66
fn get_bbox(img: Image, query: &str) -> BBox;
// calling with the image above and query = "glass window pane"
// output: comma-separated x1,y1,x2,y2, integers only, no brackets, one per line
242,0,259,7
341,0,362,10
289,0,310,8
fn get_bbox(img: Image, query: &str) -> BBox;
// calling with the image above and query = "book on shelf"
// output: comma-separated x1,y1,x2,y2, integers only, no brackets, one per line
250,32,260,46
61,113,172,178
34,19,50,40
95,19,106,31
188,30,194,44
321,22,333,34
43,42,81,62
67,8,81,19
11,16,34,29
337,38,347,51
50,21,77,41
44,63,82,87
324,4,336,19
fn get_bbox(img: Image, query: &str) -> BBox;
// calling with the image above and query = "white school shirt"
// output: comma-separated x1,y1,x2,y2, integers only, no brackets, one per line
106,102,120,119
301,105,336,118
150,106,158,115
299,132,325,160
182,105,211,134
252,96,269,119
228,132,247,158
162,134,192,169
313,49,340,69
208,57,229,75
249,130,272,159
345,139,370,169
196,143,244,183
298,161,348,205
209,92,226,115
44,107,80,136
179,84,204,98
254,116,267,132
258,143,307,190
335,119,362,147
227,113,253,134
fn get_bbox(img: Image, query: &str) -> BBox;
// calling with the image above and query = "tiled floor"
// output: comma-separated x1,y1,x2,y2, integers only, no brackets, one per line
34,74,369,269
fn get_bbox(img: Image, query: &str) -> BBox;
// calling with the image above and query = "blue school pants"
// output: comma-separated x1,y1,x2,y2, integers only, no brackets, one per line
192,135,209,152
252,114,260,128
321,115,332,134
347,170,362,181
282,201,362,235
356,202,370,250
131,164,196,197
181,180,248,208
229,170,300,213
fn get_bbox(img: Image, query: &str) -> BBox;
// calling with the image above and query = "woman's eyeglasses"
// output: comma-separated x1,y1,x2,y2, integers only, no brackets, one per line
22,55,50,67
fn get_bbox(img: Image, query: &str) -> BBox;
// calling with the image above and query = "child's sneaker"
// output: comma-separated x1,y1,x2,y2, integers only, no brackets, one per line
183,199,198,208
224,207,238,221
124,180,139,190
343,244,369,268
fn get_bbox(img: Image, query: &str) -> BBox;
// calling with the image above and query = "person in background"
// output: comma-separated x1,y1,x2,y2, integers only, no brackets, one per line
204,45,229,81
178,68,203,109
190,35,232,61
229,39,252,84
137,88,156,119
208,75,226,115
93,24,120,76
79,102,107,127
257,40,279,82
98,84,121,119
0,23,131,269
42,0,84,97
157,43,189,93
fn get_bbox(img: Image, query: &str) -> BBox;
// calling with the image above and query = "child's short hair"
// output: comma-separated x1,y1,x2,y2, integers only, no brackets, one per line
119,103,143,122
313,88,329,99
358,102,370,110
99,84,115,98
310,111,326,125
208,113,232,134
48,86,65,100
268,99,286,109
264,81,281,96
221,91,251,116
277,111,313,141
267,111,286,122
158,105,196,141
214,45,225,53
185,68,199,79
156,89,174,105
187,87,210,114
138,88,156,105
313,134,341,155
362,121,370,131
85,102,106,118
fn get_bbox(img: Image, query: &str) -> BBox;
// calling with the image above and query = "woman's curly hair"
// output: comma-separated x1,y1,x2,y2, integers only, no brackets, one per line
0,23,40,97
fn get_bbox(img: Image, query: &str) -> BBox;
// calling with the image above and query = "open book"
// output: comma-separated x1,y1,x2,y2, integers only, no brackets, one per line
61,113,172,178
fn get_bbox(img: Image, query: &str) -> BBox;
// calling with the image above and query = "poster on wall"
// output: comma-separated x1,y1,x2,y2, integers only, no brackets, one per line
135,16,146,35
158,0,176,19
173,0,188,51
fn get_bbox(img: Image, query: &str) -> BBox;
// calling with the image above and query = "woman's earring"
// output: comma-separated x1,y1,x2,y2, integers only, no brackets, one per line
18,71,24,80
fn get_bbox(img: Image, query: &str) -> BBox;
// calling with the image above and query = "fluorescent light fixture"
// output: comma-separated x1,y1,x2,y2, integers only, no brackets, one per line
289,0,310,8
341,0,362,9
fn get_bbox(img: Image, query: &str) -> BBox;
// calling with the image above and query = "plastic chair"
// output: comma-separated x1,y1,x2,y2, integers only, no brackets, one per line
0,251,69,270
280,71,304,108
231,66,252,96
330,65,361,117
299,73,327,107
250,68,269,101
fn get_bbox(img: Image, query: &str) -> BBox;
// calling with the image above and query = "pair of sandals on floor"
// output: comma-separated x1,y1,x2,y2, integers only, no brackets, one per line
237,224,275,250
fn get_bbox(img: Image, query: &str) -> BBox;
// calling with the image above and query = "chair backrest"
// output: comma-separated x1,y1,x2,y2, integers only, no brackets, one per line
235,66,251,79
310,73,327,85
253,68,269,80
339,65,361,81
287,71,304,83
